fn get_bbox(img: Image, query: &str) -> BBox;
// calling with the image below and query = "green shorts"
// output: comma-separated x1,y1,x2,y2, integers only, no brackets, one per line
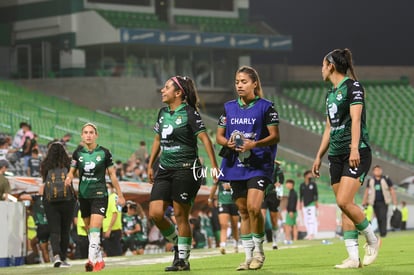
285,212,297,226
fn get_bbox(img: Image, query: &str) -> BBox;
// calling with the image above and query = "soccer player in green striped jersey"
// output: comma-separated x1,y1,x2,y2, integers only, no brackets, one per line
313,48,380,269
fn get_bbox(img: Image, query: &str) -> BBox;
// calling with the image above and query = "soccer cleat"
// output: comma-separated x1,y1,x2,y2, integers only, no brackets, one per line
272,244,278,250
60,260,71,268
165,259,190,271
249,253,265,270
53,255,62,268
234,246,239,253
219,247,226,255
363,237,382,266
85,261,94,272
334,258,362,269
236,260,251,271
93,261,105,272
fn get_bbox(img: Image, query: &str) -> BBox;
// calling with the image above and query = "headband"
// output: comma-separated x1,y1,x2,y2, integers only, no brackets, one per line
326,53,336,66
171,76,185,94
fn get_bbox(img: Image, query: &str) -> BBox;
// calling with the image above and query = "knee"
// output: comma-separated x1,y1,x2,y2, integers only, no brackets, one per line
238,207,249,220
336,198,350,212
247,204,261,217
148,209,164,223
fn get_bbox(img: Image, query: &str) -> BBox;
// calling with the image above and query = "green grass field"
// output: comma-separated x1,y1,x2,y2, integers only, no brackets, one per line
1,231,413,274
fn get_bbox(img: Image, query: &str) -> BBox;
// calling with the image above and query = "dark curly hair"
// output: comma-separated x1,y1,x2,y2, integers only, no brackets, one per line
40,142,71,182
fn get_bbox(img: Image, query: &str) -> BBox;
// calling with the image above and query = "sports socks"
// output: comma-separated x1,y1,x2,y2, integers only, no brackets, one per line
252,232,265,254
89,228,102,264
356,218,378,245
161,224,178,245
178,237,192,262
343,230,359,261
220,241,226,248
272,226,278,244
241,234,254,262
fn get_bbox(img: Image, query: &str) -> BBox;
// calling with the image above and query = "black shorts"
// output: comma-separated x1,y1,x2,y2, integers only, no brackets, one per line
218,203,239,216
328,147,372,185
150,167,201,204
230,176,270,201
79,197,108,218
261,192,280,212
36,224,50,243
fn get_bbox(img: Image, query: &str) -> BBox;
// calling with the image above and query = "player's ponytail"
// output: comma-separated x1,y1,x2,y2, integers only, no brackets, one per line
325,48,358,80
171,76,199,111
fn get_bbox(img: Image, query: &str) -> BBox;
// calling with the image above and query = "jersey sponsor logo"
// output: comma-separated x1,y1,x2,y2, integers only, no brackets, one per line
352,90,363,100
161,124,173,138
84,161,96,172
328,103,338,119
230,118,256,125
269,112,279,122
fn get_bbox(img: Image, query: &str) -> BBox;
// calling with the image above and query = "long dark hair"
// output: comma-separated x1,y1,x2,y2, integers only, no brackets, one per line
40,142,71,182
171,76,200,111
325,48,357,80
236,66,264,98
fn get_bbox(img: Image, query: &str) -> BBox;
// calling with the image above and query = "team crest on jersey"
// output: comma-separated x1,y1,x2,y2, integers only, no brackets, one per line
175,116,182,125
336,91,343,101
96,155,101,162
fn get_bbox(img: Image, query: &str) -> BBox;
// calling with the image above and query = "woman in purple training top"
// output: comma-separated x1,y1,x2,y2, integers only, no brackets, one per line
216,66,280,271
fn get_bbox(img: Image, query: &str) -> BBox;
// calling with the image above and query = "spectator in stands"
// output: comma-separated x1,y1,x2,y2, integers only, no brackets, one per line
209,181,240,254
312,48,379,269
130,140,148,165
102,181,123,257
261,160,284,249
59,133,72,148
299,170,319,240
147,75,218,272
284,179,298,245
65,122,125,272
27,148,41,177
216,66,280,271
115,160,124,180
12,121,28,150
362,165,397,237
0,159,11,200
21,125,36,173
41,142,76,268
0,137,10,161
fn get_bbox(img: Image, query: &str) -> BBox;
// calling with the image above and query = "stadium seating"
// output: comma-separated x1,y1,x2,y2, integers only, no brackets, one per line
96,10,168,30
281,80,414,164
0,81,146,162
175,15,256,34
